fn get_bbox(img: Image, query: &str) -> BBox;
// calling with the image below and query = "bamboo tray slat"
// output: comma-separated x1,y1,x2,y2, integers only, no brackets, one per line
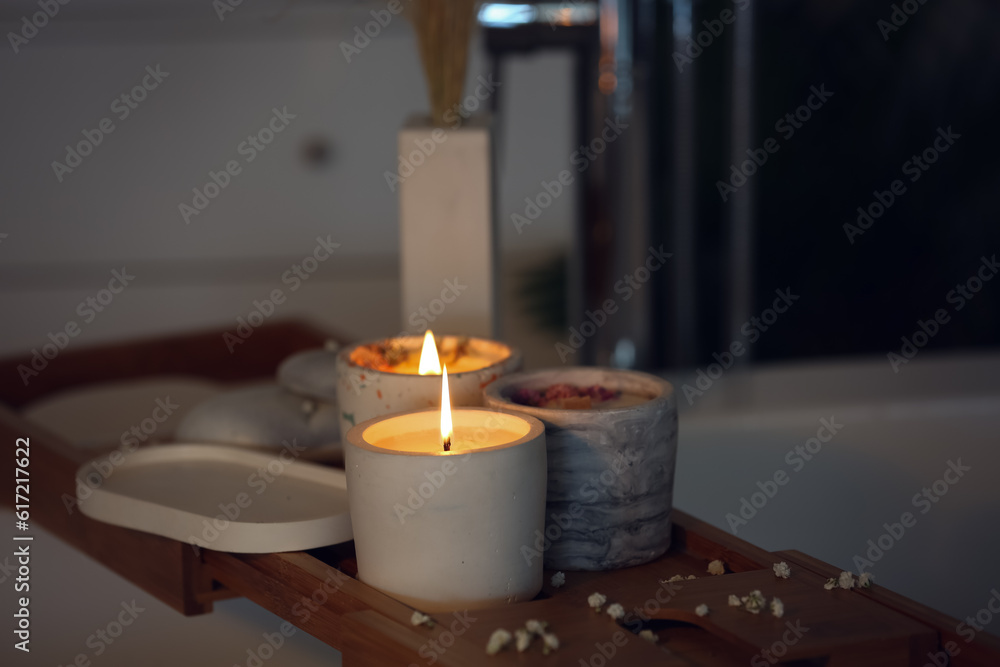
2,321,998,666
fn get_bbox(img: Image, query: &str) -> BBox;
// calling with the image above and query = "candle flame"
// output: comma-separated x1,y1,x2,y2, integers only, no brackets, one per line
418,330,442,375
440,365,452,451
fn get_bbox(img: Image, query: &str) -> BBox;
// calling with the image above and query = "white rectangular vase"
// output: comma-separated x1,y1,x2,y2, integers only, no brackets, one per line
398,115,496,338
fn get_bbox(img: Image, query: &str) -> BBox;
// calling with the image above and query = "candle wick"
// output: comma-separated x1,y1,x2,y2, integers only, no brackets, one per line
443,436,451,452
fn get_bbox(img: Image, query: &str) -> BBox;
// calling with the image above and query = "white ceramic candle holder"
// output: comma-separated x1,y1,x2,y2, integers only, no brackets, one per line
345,408,546,612
484,368,678,571
335,335,521,436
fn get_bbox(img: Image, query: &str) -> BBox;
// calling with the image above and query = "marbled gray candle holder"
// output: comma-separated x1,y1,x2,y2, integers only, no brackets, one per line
484,368,677,571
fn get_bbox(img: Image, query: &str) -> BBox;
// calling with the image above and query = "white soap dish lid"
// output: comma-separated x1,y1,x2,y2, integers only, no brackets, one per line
77,444,352,553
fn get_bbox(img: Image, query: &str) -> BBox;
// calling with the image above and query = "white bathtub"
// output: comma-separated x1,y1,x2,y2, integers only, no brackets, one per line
668,351,1000,625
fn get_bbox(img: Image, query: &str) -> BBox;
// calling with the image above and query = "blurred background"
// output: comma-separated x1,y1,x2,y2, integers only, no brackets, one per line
2,0,998,366
2,0,999,665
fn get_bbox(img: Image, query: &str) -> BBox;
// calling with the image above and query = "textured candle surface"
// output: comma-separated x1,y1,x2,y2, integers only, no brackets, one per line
349,335,510,375
367,428,527,454
596,393,652,409
485,368,678,571
386,353,497,374
542,392,652,410
360,409,532,456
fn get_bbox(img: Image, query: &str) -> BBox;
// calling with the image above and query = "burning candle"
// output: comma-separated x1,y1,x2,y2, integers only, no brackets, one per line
335,331,521,436
344,368,547,611
440,365,452,451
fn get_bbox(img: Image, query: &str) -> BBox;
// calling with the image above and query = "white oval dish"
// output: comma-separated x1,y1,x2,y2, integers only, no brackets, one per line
76,444,352,553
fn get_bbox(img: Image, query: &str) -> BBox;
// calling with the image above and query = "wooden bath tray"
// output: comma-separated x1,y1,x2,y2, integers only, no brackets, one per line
1,321,998,666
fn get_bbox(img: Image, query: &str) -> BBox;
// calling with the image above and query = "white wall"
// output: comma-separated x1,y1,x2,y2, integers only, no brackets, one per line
0,2,575,365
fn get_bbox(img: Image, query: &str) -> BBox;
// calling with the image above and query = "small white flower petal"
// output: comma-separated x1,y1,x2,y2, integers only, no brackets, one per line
695,603,710,617
639,629,659,643
588,592,607,611
772,562,791,579
514,628,532,652
666,574,685,583
858,572,874,588
542,632,560,654
770,597,784,618
606,603,625,621
525,619,547,635
550,571,566,588
410,611,432,627
707,559,726,575
687,574,697,580
838,571,855,590
742,590,765,614
486,629,512,656
728,594,742,607
824,578,837,590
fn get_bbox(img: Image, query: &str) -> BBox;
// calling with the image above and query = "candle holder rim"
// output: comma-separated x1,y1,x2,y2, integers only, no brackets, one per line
483,367,675,414
345,407,545,456
336,335,520,377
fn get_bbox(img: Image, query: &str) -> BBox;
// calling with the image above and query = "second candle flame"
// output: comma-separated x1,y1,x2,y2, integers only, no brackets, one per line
418,330,442,375
440,365,452,452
